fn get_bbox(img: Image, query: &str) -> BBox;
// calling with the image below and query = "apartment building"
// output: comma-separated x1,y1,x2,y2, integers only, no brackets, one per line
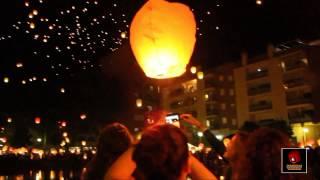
234,41,320,143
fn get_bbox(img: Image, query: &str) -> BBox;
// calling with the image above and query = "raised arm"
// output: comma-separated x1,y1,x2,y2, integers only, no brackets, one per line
180,114,226,155
104,146,136,180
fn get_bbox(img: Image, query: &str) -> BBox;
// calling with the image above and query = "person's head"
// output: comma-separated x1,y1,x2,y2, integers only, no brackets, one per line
96,122,133,158
133,124,190,180
240,127,290,180
84,123,133,180
224,131,249,162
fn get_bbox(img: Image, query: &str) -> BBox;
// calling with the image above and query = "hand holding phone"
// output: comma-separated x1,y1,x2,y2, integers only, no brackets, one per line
165,113,180,128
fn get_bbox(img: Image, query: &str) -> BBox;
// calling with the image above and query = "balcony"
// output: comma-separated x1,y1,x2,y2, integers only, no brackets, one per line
283,78,305,88
286,94,312,106
246,70,268,80
249,103,272,112
169,88,184,97
247,84,271,96
205,80,218,89
288,110,314,123
285,61,307,71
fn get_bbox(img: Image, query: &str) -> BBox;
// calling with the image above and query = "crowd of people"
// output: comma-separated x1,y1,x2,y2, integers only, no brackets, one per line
81,110,320,180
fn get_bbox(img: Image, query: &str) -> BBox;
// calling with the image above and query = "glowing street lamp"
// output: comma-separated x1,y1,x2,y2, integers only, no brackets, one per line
37,138,42,143
81,140,87,146
130,0,196,79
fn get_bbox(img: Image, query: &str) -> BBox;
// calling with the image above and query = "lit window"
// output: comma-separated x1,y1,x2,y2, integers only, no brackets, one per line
228,75,233,81
281,62,286,70
222,117,228,124
301,58,308,65
232,119,237,125
206,120,210,127
205,94,209,100
221,103,226,110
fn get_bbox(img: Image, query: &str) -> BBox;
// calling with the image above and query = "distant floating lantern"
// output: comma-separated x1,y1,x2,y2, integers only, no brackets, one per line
197,71,204,80
120,32,126,39
190,66,197,74
61,121,67,127
80,114,87,120
30,22,36,29
63,132,68,137
32,9,39,16
130,0,196,79
16,62,23,68
3,77,9,83
7,117,12,123
35,117,41,124
136,98,143,108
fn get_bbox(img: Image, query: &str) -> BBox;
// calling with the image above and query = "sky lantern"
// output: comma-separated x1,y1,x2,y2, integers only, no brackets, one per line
136,98,143,108
35,117,41,124
61,121,67,127
130,0,196,79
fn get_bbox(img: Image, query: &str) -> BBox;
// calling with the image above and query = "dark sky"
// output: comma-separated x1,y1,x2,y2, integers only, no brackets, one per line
0,0,319,123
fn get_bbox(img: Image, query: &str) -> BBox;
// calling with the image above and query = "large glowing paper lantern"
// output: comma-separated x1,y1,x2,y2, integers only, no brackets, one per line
130,0,196,79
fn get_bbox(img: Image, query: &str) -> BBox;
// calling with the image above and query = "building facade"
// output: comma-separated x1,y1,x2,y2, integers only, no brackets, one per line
234,41,320,144
161,63,237,137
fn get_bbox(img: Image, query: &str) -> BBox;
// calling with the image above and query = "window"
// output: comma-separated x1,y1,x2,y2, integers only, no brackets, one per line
228,75,233,81
206,120,210,127
229,89,234,96
220,89,225,96
232,119,237,125
230,104,235,108
219,75,224,81
222,117,228,124
221,103,226,110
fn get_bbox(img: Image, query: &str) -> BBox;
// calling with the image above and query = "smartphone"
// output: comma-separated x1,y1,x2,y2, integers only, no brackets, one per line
165,113,180,128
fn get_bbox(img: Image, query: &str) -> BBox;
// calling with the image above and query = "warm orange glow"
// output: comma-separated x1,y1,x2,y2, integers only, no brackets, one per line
35,117,41,124
130,0,196,79
80,114,87,120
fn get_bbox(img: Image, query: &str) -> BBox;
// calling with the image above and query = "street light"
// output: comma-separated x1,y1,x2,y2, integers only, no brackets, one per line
37,138,42,143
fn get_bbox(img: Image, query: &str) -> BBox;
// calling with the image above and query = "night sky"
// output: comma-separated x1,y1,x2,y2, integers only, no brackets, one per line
0,0,319,124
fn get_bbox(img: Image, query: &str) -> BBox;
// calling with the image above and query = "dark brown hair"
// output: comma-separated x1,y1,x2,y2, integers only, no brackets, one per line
83,123,132,180
133,124,189,180
238,127,291,180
